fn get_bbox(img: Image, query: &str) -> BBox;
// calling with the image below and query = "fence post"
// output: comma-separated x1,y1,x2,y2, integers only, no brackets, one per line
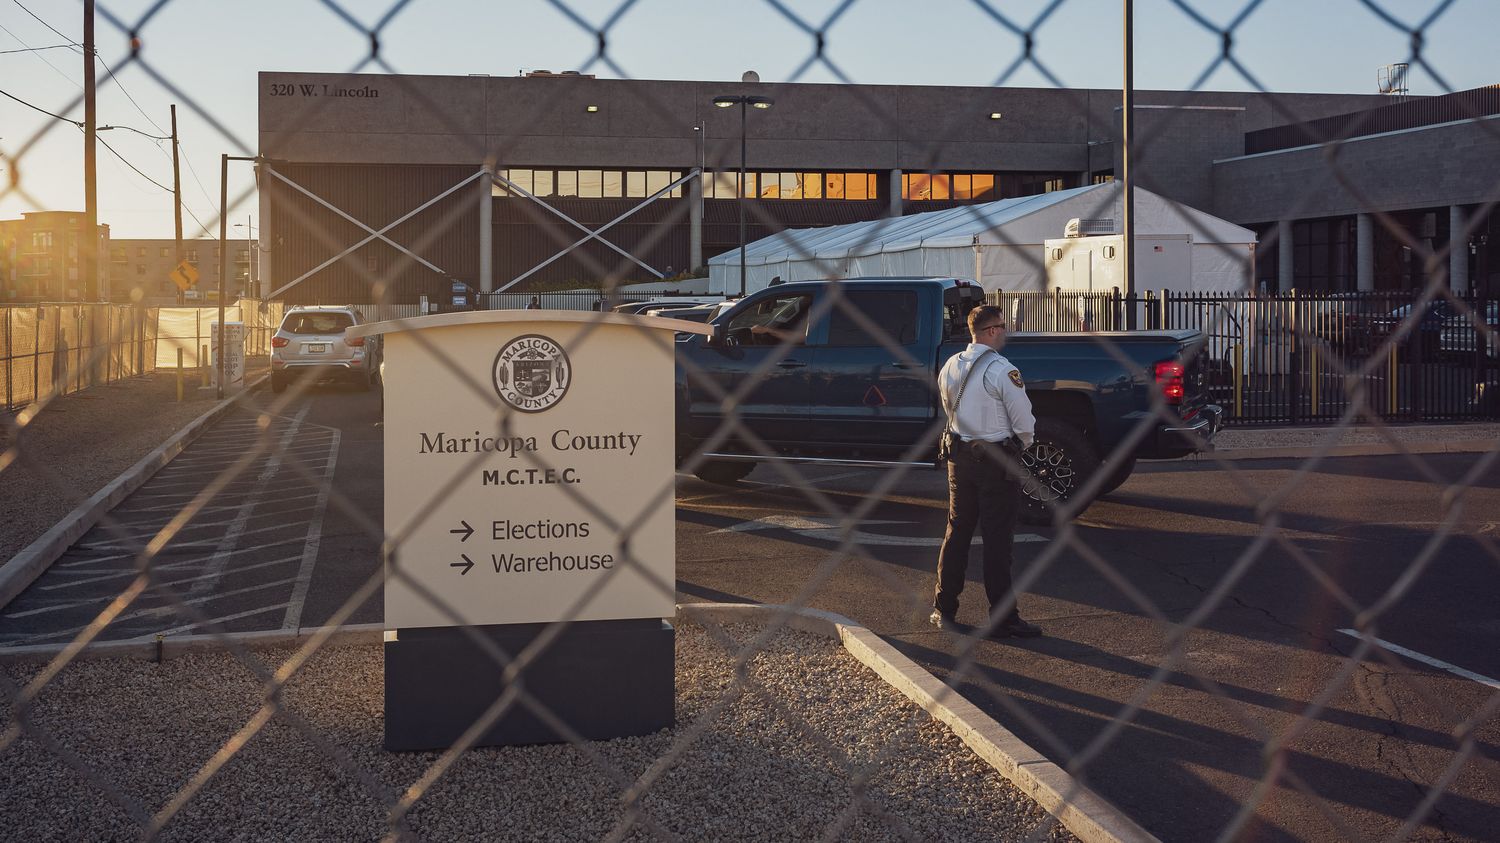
1289,289,1301,425
1144,290,1157,330
33,307,40,406
1161,288,1171,330
4,308,11,411
202,344,210,388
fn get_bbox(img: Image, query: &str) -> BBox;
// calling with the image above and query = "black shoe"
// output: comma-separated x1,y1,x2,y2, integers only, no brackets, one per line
999,617,1042,638
929,610,962,632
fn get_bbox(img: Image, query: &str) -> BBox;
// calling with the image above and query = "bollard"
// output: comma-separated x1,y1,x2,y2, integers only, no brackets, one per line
176,348,184,402
1388,344,1398,415
201,344,210,388
1233,343,1244,419
1311,345,1320,417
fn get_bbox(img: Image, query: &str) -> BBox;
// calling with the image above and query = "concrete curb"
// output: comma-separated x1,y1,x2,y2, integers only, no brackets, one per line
1204,438,1497,461
0,374,267,613
676,602,1161,843
0,622,383,664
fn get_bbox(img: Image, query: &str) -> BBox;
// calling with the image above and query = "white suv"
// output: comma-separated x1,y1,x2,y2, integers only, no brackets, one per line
270,305,380,393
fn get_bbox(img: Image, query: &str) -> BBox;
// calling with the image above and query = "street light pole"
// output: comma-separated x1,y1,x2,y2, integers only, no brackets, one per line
738,98,747,298
712,94,774,298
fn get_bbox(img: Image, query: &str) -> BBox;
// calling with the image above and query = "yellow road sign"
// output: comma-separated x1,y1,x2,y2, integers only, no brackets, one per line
169,260,200,292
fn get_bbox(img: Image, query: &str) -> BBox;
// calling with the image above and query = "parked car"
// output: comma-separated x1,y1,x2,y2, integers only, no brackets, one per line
1438,301,1500,359
675,277,1222,522
646,305,714,321
270,305,380,393
1358,299,1460,356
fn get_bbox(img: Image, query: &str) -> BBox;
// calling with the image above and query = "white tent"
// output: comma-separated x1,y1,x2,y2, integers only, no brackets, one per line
706,183,1256,296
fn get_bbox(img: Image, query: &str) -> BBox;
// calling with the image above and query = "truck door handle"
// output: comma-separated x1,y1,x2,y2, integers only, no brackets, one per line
889,361,921,369
777,360,807,369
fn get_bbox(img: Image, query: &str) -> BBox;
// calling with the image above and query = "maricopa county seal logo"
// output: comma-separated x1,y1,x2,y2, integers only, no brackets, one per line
493,334,571,412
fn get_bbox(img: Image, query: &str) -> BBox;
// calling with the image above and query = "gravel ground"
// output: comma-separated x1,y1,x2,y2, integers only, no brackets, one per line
0,369,261,562
0,623,1079,842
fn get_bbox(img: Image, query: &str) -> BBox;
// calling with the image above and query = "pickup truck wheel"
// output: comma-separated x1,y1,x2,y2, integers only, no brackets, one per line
1096,455,1137,498
1018,420,1100,525
693,460,756,485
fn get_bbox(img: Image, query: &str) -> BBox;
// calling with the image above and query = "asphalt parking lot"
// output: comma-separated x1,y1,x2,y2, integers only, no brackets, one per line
2,386,1496,842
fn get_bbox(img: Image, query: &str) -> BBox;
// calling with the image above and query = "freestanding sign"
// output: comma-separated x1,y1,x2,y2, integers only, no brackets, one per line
347,310,708,751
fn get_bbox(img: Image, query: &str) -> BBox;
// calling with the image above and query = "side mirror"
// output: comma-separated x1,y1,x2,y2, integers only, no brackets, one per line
709,322,727,347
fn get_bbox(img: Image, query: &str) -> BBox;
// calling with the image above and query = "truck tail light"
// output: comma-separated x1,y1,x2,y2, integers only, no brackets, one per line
271,336,288,348
1154,360,1185,405
347,335,366,347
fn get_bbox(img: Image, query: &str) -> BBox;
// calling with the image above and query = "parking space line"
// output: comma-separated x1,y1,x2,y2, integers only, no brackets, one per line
41,547,305,592
133,602,295,640
1336,629,1500,690
189,405,311,599
281,428,341,630
6,554,304,618
4,576,305,647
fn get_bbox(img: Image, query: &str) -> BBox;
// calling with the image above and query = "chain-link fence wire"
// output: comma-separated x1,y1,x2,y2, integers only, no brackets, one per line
0,0,1498,839
0,303,157,410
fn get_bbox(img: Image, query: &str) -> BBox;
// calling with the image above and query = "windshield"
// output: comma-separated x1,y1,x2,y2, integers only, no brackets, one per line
283,312,354,335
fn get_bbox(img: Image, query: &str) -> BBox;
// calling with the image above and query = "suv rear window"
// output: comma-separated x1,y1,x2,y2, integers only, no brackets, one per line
283,312,355,335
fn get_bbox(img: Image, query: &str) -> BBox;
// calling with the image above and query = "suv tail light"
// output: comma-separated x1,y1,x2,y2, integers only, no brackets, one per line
347,335,366,347
1154,360,1185,405
271,336,288,348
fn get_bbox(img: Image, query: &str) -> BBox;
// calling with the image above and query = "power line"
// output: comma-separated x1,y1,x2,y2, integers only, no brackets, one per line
0,42,73,54
0,20,80,89
11,0,81,50
0,84,80,124
95,131,172,193
96,54,169,138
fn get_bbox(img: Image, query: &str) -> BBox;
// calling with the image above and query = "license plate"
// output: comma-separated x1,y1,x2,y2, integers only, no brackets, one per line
305,343,329,353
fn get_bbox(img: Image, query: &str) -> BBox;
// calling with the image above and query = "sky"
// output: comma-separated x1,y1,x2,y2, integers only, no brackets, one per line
0,0,1493,239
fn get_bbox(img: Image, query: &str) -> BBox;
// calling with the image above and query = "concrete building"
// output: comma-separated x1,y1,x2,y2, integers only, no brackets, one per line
256,72,1498,304
107,238,256,303
0,212,110,302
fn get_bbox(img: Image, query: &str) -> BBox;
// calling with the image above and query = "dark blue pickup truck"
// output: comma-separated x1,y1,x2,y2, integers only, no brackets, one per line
675,277,1223,521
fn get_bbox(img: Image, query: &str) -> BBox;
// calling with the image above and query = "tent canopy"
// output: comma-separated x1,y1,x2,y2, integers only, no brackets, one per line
707,183,1257,295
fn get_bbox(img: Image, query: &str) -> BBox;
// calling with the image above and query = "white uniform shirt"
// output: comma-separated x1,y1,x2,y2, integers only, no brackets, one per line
938,344,1036,448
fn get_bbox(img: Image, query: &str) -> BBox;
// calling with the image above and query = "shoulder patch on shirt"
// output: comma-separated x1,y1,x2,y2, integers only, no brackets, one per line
1008,368,1025,388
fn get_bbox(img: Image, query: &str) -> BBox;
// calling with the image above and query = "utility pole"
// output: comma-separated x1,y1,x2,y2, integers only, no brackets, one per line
82,0,98,301
1122,0,1137,329
171,105,184,304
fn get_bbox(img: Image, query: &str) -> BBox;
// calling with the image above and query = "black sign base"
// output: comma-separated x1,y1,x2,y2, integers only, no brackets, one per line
384,618,675,751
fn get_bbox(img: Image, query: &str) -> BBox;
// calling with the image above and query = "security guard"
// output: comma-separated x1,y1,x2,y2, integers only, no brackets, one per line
930,304,1041,639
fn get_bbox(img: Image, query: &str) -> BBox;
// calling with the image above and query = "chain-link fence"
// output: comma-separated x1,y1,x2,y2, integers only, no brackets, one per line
2,1,1499,841
0,302,156,410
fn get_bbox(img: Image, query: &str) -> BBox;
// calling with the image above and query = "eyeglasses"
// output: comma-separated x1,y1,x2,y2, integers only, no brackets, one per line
979,323,1007,333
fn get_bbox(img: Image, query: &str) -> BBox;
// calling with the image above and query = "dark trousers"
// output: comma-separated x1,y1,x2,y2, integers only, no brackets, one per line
934,439,1021,620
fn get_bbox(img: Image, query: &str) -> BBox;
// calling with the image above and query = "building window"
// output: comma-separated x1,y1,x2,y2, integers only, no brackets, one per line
1092,172,1115,184
137,264,147,275
136,246,146,257
159,247,170,258
110,249,127,263
903,171,1073,201
185,249,199,263
31,231,53,250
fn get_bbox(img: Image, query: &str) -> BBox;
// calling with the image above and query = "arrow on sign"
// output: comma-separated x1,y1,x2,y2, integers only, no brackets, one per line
451,554,474,575
450,520,474,542
709,514,1046,546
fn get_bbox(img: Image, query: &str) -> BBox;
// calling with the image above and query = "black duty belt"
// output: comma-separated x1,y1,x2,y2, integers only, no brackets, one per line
958,436,1022,453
